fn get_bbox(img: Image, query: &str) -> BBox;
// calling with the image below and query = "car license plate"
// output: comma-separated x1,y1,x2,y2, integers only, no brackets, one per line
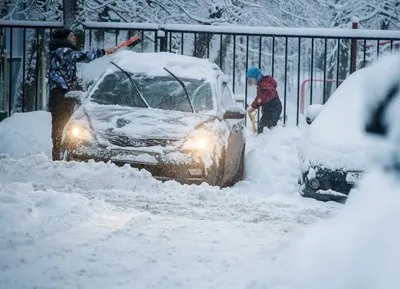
111,149,146,156
110,149,159,164
347,172,365,184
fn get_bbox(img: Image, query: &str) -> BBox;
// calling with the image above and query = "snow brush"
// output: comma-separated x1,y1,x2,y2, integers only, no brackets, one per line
249,111,257,134
106,35,142,54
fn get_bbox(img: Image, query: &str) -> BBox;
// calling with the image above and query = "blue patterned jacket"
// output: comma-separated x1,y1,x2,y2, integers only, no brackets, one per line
48,47,105,91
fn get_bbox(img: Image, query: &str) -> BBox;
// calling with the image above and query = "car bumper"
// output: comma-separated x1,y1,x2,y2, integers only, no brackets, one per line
300,184,348,203
112,160,206,184
64,149,209,185
299,167,365,203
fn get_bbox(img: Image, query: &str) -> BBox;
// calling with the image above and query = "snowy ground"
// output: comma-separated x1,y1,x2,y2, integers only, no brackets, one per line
0,111,343,289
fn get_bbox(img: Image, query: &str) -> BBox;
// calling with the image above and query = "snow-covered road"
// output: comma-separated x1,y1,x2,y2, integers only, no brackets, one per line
0,111,341,289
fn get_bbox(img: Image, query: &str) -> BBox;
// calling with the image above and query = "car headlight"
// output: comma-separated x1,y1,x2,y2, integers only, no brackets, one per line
182,134,213,151
308,178,320,190
67,124,92,142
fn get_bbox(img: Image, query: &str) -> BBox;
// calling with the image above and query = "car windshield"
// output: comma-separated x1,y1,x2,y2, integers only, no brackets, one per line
89,71,214,112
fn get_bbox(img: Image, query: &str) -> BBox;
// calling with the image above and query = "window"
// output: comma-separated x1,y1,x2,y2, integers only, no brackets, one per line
89,71,147,108
89,72,214,112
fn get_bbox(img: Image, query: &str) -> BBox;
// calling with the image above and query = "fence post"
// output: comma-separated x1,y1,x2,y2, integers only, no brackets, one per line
350,18,358,74
0,27,5,119
1,49,7,121
158,29,167,52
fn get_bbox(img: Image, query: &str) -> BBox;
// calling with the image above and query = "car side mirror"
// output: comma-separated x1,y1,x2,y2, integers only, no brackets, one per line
305,104,324,125
65,90,85,104
223,105,247,120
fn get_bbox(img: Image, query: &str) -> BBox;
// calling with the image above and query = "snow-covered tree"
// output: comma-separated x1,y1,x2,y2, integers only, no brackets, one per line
2,0,400,111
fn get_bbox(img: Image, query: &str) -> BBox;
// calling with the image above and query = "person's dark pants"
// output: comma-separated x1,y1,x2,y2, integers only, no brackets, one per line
258,98,283,133
48,88,76,161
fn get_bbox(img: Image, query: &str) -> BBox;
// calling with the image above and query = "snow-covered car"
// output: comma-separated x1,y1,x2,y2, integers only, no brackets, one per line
297,66,383,203
60,51,247,187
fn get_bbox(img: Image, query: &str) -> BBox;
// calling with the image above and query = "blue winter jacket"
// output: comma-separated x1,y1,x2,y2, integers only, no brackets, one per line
48,47,105,90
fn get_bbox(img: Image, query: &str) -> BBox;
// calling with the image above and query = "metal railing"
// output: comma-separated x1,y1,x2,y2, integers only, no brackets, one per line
2,20,400,127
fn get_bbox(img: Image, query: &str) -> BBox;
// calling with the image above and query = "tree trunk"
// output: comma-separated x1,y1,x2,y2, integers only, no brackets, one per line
339,39,350,81
0,1,7,18
192,33,213,59
63,0,76,29
214,35,232,72
14,30,45,113
63,0,85,49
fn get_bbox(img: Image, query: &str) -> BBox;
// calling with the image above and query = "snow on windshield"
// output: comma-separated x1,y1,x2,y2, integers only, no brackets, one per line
89,71,214,113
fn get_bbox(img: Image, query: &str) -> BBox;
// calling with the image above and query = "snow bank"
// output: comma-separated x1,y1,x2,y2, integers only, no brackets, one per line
0,182,113,247
0,111,51,159
0,181,135,289
239,126,304,198
250,169,400,289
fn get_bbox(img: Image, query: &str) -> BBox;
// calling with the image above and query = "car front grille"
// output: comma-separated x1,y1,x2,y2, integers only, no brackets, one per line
304,167,355,195
102,132,179,148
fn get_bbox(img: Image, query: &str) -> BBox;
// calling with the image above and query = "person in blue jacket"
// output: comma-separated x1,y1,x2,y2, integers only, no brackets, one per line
47,28,116,160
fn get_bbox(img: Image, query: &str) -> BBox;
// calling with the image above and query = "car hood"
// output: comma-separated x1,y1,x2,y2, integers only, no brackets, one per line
84,102,216,147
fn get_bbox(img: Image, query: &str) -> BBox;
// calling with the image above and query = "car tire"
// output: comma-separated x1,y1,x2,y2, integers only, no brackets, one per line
61,149,68,161
206,146,226,188
61,149,73,162
231,145,245,185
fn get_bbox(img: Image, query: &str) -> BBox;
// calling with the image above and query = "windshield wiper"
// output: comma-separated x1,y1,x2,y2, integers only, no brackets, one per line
163,67,195,113
110,61,150,108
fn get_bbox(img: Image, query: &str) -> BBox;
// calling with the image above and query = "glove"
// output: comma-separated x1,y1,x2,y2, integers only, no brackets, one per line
105,47,118,55
248,107,255,115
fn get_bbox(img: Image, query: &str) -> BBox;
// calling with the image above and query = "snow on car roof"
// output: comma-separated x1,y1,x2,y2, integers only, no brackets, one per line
109,50,221,81
298,63,386,171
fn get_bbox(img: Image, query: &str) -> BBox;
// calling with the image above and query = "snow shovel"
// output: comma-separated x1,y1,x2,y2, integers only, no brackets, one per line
249,111,257,134
106,35,142,54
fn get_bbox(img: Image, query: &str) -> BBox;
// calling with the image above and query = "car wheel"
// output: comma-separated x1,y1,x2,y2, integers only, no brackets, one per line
231,145,245,185
206,146,226,188
61,149,71,161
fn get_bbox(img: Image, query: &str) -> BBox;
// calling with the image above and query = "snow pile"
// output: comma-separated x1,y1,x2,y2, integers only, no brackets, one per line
0,182,115,247
0,181,135,289
0,111,51,159
239,126,304,198
250,169,400,289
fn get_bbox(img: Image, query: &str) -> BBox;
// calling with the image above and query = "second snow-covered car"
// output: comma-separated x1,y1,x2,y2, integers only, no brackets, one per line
61,51,247,187
297,65,385,203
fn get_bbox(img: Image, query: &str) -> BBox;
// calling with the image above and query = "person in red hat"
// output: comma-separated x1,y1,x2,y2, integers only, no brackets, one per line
47,28,116,161
247,67,282,133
